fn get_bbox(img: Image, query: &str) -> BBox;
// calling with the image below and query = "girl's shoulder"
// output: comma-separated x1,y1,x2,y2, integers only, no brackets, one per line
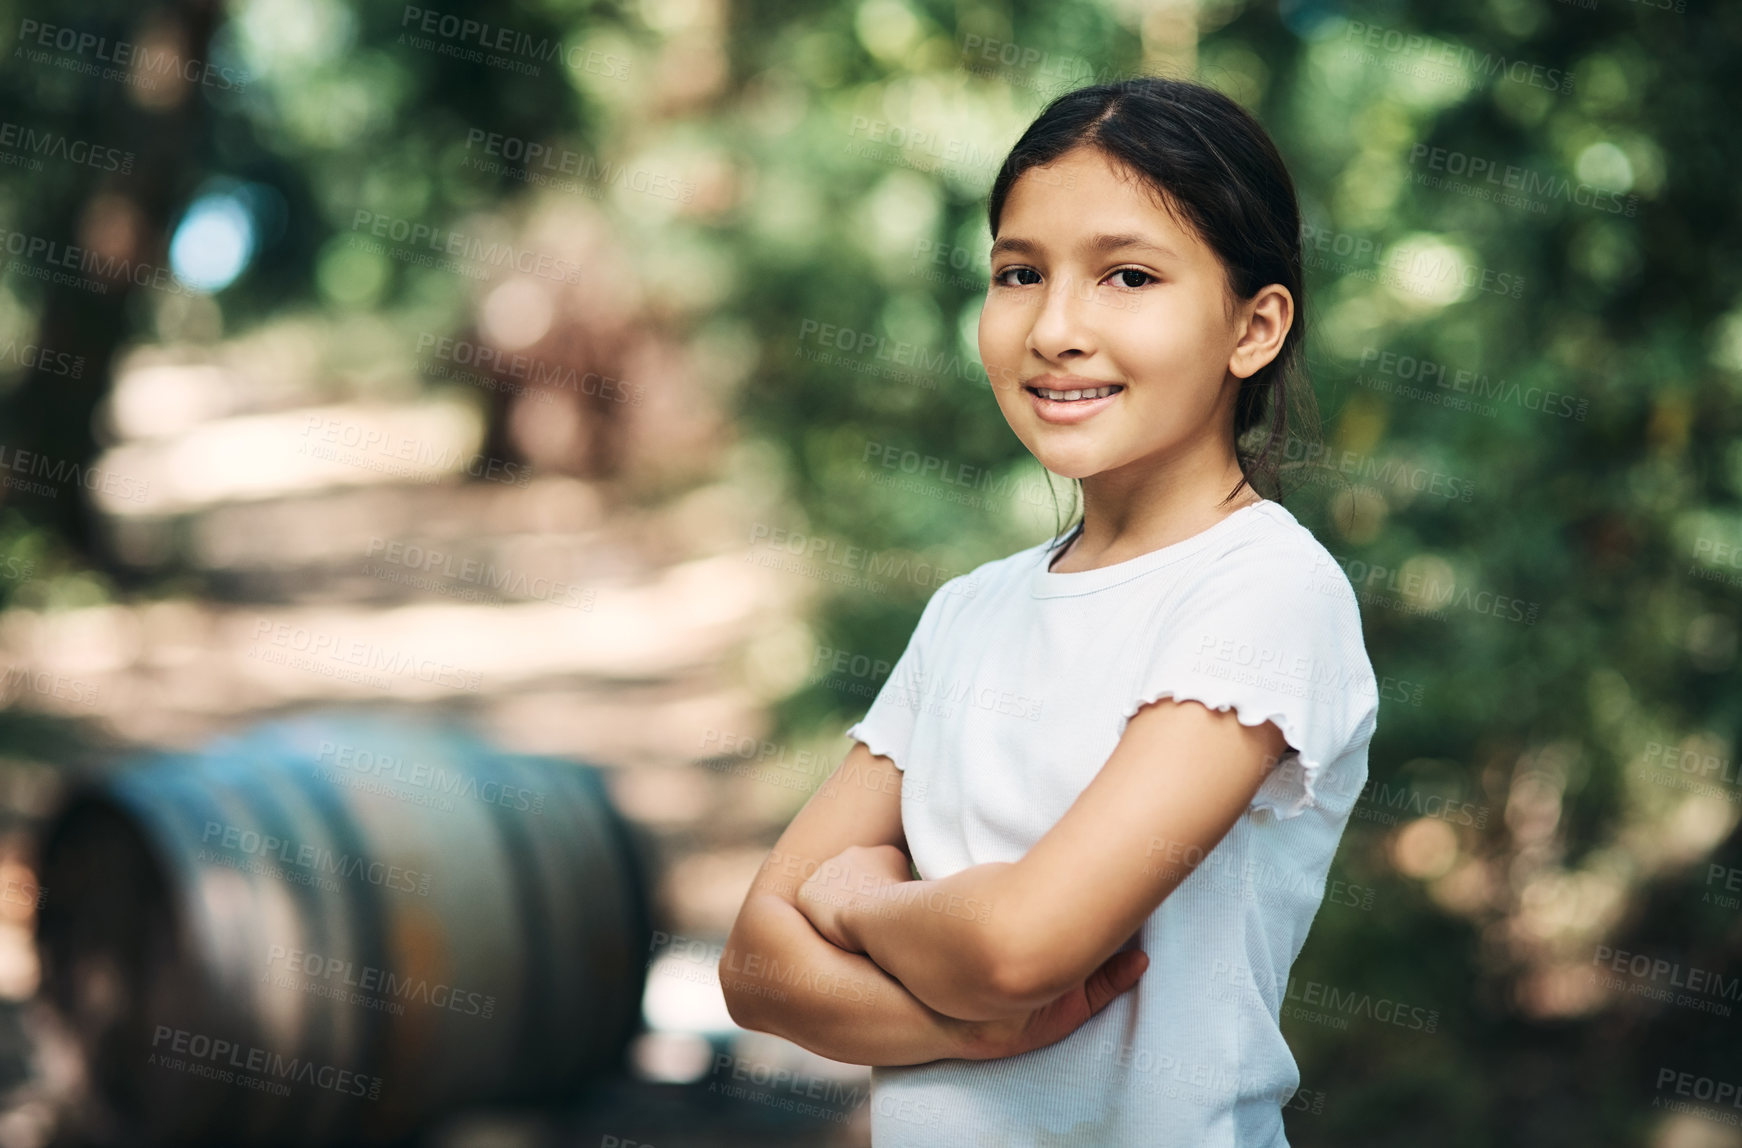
1234,499,1325,554
934,539,1051,601
1171,503,1373,676
1206,500,1357,603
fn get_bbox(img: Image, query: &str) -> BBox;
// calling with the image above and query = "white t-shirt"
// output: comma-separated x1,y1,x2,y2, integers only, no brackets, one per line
844,498,1379,1148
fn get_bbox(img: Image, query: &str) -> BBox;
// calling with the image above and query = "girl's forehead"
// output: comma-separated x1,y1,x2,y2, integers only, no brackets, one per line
994,201,1208,264
1001,153,1198,242
1013,146,1161,198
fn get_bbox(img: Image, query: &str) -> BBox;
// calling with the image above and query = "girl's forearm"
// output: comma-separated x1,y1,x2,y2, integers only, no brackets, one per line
841,862,1039,1021
720,891,990,1066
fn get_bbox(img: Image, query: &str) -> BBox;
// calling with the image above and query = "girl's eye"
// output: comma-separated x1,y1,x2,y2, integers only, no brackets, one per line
990,267,1154,288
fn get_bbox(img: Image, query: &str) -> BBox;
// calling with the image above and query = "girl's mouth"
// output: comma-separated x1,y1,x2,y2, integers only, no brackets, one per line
1027,384,1123,401
1024,383,1124,423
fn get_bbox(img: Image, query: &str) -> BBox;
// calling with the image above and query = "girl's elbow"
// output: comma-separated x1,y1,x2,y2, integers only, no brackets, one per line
721,982,767,1032
718,948,748,1021
719,950,776,1032
902,933,1031,1020
985,952,1064,1009
719,917,778,1031
979,925,1061,1009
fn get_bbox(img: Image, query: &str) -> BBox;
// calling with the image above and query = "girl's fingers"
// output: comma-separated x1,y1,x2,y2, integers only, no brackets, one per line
1084,949,1148,1014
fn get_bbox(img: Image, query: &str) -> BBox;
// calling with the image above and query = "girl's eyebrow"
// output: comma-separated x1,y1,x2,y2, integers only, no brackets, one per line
989,233,1180,261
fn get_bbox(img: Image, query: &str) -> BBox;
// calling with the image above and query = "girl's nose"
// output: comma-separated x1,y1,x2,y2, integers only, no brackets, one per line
1026,276,1095,362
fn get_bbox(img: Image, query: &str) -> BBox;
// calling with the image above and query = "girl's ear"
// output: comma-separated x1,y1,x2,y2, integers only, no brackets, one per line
1228,284,1294,380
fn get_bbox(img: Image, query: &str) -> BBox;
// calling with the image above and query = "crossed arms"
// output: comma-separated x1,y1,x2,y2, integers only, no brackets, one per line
718,695,1287,1066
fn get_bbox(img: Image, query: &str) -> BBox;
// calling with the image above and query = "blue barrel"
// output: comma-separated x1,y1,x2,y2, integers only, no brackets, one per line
35,709,654,1146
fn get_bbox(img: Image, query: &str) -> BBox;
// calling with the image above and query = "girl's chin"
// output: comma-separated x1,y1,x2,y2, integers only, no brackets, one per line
1027,453,1107,481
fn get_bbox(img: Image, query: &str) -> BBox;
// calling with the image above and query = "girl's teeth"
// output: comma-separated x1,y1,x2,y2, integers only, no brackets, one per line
1036,385,1119,401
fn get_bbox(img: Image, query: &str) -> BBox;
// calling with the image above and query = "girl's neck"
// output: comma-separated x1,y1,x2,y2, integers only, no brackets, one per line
1050,462,1260,575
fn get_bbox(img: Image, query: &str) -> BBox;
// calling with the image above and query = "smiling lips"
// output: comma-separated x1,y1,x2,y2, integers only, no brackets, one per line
1024,379,1125,423
1030,383,1122,401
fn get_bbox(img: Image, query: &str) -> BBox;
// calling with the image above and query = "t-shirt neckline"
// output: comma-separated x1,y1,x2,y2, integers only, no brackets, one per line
1031,499,1274,598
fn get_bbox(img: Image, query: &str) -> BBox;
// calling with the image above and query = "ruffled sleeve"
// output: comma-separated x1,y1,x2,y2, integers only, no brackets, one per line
1124,542,1379,820
844,575,968,772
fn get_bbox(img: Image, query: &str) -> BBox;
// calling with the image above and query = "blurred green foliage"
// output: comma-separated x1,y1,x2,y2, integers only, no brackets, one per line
0,0,1739,1142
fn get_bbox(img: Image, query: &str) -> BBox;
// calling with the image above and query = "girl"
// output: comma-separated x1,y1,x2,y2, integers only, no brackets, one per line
721,76,1379,1148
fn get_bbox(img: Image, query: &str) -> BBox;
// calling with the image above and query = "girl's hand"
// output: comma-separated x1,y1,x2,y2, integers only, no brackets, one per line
956,948,1149,1061
795,844,913,952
